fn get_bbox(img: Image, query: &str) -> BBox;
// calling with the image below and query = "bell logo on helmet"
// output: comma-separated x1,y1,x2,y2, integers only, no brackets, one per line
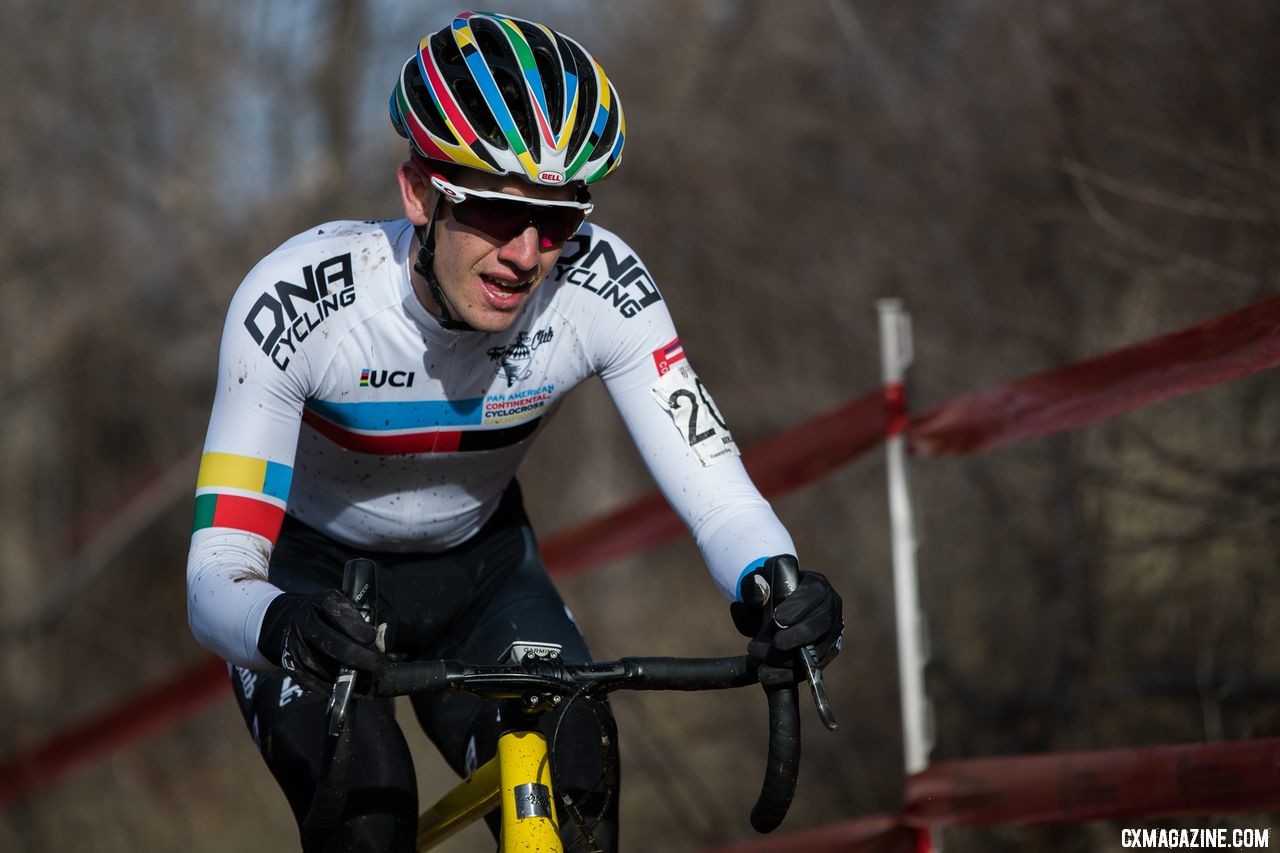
538,170,565,184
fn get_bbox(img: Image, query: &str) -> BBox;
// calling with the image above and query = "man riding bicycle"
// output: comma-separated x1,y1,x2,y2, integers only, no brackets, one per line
186,11,844,851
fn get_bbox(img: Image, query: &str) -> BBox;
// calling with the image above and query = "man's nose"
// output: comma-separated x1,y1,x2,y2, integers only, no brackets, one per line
498,224,540,268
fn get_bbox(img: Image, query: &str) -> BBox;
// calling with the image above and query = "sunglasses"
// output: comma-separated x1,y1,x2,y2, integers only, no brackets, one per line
430,174,594,249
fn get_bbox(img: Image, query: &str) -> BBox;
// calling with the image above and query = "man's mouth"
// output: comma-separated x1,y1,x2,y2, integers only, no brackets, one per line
479,273,534,309
480,273,531,295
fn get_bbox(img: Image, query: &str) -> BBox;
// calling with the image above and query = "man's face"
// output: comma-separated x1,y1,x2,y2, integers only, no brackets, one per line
404,165,580,334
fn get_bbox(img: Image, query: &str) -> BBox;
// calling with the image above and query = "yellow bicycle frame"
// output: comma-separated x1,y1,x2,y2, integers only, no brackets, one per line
416,729,562,852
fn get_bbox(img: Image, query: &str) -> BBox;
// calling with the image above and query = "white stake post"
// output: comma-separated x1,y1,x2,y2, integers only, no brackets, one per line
877,299,932,777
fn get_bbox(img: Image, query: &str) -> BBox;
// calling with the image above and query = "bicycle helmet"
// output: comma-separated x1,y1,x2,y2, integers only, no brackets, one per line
390,11,626,186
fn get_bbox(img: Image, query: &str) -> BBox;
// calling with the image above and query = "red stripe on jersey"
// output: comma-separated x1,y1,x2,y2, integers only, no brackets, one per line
303,409,463,456
211,494,285,542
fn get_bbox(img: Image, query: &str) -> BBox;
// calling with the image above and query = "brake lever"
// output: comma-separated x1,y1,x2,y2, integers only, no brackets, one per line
327,558,377,738
766,556,839,732
797,646,838,732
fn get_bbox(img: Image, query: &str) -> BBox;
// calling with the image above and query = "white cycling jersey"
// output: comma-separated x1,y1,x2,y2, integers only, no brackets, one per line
187,219,795,666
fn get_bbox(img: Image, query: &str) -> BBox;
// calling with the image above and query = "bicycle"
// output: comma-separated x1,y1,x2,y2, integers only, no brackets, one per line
303,557,838,851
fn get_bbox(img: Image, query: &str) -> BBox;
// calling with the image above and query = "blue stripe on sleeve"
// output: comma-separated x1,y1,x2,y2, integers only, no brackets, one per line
734,557,770,602
262,461,293,501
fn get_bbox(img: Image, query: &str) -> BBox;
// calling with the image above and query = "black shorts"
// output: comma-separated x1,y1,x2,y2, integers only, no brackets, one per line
229,481,619,852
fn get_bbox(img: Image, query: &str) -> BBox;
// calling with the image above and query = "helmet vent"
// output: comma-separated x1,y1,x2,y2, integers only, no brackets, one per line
452,77,507,151
403,59,450,140
598,82,620,151
563,39,598,158
492,66,540,160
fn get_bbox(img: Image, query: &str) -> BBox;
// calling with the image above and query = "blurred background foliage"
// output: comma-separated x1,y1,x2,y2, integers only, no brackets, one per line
2,0,1279,850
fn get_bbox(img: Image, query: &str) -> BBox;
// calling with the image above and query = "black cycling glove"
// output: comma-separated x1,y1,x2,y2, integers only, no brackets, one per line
257,590,385,695
730,555,844,687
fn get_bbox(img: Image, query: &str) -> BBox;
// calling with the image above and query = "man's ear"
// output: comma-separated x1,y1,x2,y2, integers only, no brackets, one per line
396,160,435,226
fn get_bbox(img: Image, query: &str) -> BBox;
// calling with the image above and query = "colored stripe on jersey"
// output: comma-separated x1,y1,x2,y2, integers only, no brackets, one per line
192,493,286,541
193,452,292,540
302,408,541,455
307,397,486,429
196,452,294,501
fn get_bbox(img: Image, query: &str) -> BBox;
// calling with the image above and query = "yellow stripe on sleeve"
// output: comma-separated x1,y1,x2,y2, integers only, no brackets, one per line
196,452,268,493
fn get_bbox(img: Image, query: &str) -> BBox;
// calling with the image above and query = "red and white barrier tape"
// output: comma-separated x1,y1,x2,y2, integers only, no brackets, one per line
910,295,1280,456
0,657,229,807
701,736,1280,851
908,738,1280,826
542,390,885,575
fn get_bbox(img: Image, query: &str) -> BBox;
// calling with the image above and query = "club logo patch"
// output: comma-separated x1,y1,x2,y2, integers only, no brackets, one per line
487,327,554,387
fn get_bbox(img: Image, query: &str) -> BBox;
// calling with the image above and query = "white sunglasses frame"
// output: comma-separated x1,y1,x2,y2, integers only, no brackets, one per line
429,174,594,216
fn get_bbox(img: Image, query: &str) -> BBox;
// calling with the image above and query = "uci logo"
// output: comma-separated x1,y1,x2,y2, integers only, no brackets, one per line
360,368,415,388
537,170,565,184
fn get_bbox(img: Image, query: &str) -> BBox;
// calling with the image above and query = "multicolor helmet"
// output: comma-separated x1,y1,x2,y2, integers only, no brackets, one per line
390,11,626,186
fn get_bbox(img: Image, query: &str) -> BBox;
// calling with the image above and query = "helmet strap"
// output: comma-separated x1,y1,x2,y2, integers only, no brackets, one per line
413,195,475,332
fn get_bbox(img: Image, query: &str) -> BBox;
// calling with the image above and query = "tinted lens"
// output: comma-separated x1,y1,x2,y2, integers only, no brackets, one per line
450,197,585,246
449,197,528,242
534,207,587,244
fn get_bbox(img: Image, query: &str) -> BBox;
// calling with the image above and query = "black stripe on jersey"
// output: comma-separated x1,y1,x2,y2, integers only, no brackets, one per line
458,417,542,451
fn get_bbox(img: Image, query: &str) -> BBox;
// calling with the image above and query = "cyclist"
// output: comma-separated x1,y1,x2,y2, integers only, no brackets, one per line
186,11,844,851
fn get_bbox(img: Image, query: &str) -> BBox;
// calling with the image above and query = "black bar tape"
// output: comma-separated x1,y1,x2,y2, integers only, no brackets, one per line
750,683,801,833
303,701,359,839
372,660,455,696
620,656,756,691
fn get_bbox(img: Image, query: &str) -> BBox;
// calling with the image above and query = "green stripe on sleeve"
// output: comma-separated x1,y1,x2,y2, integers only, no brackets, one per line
192,493,218,532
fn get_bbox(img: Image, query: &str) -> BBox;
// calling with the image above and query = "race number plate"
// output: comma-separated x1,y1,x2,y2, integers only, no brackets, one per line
651,363,740,466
